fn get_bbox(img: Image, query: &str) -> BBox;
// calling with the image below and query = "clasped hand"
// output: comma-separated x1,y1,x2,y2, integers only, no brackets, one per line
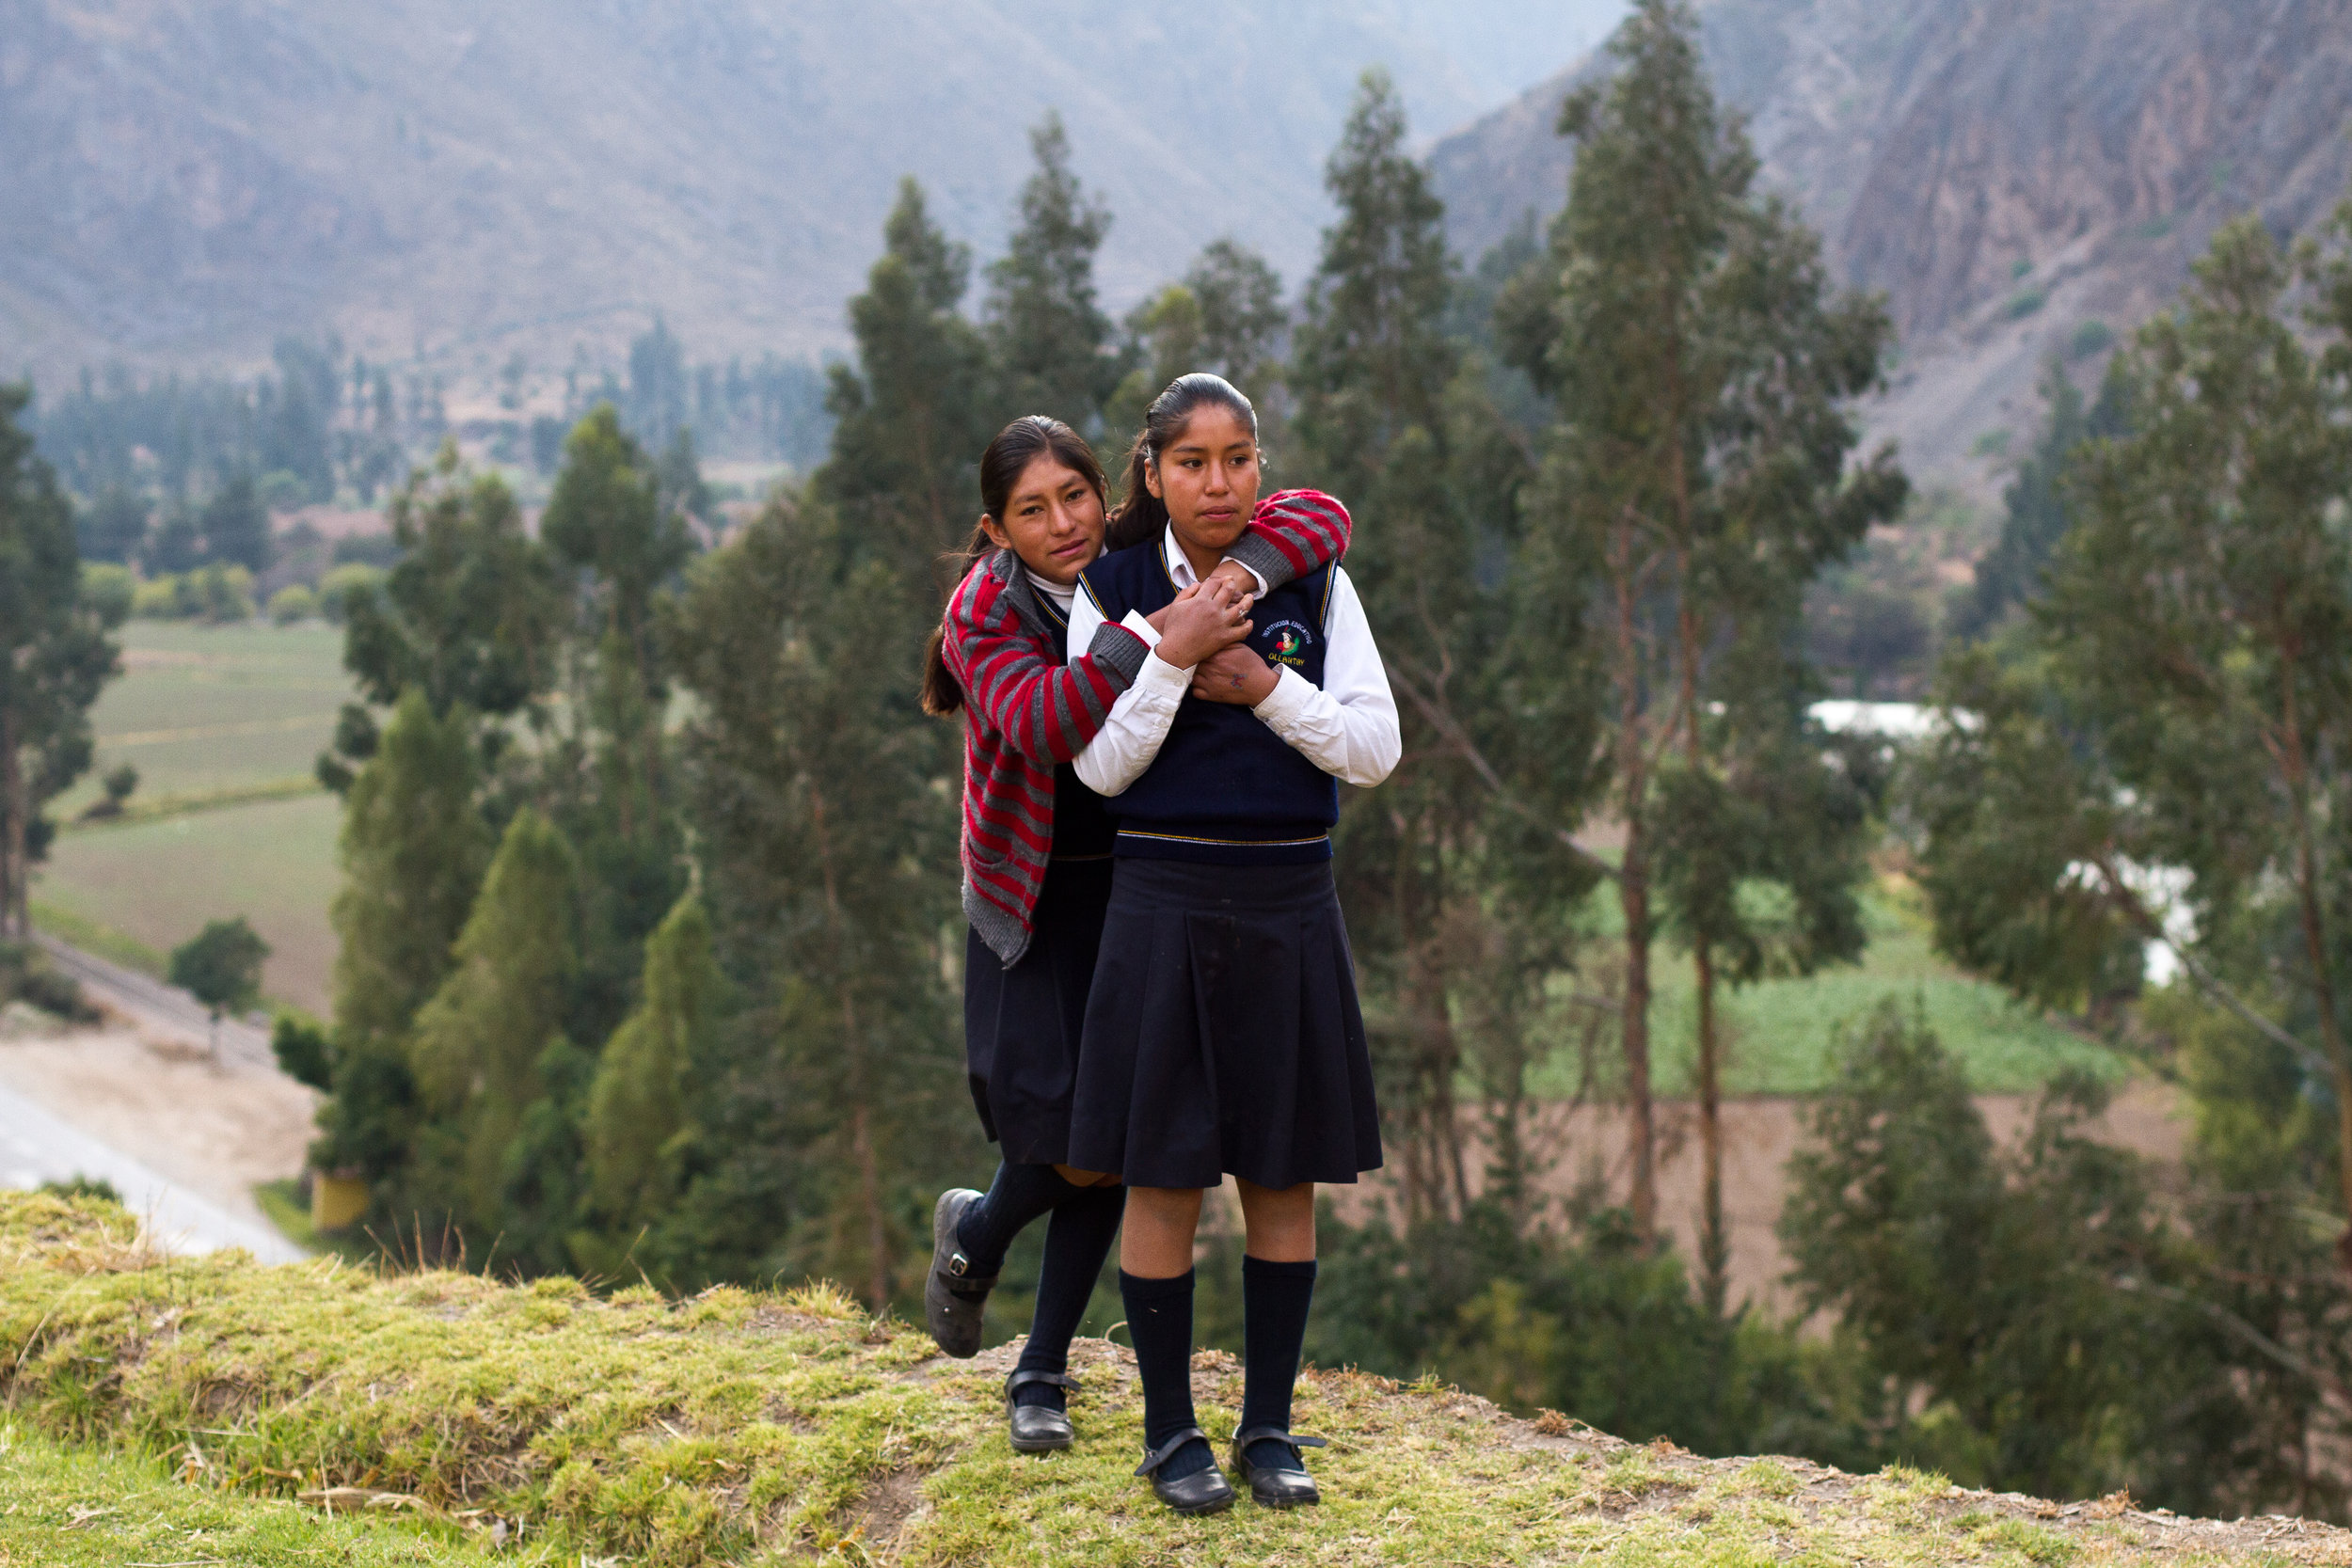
1137,575,1279,706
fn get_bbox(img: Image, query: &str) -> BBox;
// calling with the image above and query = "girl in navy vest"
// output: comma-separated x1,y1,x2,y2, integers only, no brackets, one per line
1064,374,1399,1514
921,415,1353,1458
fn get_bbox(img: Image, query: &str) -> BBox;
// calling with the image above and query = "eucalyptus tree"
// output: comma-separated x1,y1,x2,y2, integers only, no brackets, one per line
1502,0,1901,1259
1918,214,2352,1245
0,385,124,942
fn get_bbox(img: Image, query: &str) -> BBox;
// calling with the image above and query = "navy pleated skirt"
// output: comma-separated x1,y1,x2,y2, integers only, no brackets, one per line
963,857,1115,1165
1066,858,1382,1191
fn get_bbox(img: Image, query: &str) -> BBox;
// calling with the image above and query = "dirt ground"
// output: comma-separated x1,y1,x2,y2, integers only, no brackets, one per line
1327,1080,2188,1317
0,1021,318,1227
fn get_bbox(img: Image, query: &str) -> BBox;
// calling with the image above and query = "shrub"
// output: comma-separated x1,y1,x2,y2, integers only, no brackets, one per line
2068,319,2114,359
131,577,183,619
79,562,135,623
269,584,318,625
316,562,386,624
168,917,270,1018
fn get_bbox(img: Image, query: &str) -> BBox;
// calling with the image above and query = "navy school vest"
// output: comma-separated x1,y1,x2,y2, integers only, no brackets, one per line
1076,534,1340,865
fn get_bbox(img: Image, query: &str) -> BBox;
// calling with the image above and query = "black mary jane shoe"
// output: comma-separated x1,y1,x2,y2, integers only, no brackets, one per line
1231,1425,1327,1509
1004,1369,1076,1453
1134,1428,1235,1515
921,1189,996,1358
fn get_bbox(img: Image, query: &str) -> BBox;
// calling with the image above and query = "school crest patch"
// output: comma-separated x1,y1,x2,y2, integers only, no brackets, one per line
1263,619,1313,668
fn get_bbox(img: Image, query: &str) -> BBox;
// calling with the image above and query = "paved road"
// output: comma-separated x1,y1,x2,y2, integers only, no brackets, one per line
0,1076,307,1260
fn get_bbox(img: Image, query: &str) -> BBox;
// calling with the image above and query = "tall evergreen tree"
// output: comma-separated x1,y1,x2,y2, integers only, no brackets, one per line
1503,0,1901,1258
0,386,124,940
580,892,718,1273
818,179,996,600
325,443,564,790
1287,71,1592,1228
408,807,581,1243
315,688,492,1192
985,114,1120,437
1953,358,2131,641
1920,214,2352,1238
667,491,968,1307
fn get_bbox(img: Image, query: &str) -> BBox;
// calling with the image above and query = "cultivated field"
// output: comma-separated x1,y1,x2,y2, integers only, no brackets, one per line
33,620,350,1012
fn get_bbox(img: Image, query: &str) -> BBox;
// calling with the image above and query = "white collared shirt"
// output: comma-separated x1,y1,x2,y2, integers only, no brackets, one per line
1066,528,1401,796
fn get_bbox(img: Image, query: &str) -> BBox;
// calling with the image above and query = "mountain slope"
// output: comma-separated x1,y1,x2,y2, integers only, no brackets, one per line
1430,0,2352,490
0,0,1622,382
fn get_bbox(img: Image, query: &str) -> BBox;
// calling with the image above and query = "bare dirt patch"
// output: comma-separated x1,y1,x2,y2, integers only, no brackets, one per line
0,1022,317,1220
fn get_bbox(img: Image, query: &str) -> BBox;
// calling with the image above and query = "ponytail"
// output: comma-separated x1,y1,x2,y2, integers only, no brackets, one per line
920,518,993,717
1104,372,1258,554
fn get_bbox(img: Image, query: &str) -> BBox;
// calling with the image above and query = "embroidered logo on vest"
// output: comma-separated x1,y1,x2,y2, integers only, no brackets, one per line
1264,619,1313,668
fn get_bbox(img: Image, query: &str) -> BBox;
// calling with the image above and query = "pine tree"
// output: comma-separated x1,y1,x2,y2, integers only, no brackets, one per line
0,385,125,940
1105,240,1290,446
408,807,581,1242
818,179,996,599
985,114,1120,436
1507,0,1902,1259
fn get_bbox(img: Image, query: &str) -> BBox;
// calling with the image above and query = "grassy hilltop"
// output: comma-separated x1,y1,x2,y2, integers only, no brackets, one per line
0,1193,2337,1567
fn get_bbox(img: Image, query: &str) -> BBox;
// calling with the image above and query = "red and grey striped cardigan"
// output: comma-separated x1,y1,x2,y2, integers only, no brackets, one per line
944,490,1352,963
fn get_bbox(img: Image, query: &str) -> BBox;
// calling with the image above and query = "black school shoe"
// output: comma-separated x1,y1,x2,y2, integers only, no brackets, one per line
922,1188,996,1358
1004,1370,1075,1453
1134,1428,1235,1515
1231,1426,1327,1509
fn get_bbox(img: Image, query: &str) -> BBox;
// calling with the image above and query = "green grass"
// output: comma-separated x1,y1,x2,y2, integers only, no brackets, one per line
0,1420,516,1566
31,793,344,1013
1535,877,2123,1099
25,898,167,978
0,1192,2306,1566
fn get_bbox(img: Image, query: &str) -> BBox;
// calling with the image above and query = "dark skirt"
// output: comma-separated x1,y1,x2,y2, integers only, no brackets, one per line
1066,858,1382,1190
963,857,1115,1165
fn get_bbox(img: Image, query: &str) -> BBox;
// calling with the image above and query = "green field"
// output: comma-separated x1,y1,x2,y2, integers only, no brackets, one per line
1629,878,2120,1096
35,793,343,1013
57,620,349,813
29,622,350,1011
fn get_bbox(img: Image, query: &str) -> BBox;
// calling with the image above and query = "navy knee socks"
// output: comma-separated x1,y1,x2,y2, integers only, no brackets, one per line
1010,1181,1124,1412
1120,1268,1214,1481
1240,1256,1318,1472
953,1162,1079,1291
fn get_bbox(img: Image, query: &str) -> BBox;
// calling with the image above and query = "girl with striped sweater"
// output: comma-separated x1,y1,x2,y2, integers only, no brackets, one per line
918,414,1352,1458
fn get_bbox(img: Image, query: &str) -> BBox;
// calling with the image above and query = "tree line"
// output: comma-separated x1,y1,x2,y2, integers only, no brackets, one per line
24,325,832,581
6,0,2352,1518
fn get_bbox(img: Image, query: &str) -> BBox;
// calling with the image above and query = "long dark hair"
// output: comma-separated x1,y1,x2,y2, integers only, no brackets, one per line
1104,372,1260,553
920,415,1108,717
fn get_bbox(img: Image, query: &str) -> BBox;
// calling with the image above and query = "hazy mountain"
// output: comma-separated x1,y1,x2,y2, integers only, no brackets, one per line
1430,0,2352,491
0,0,1624,384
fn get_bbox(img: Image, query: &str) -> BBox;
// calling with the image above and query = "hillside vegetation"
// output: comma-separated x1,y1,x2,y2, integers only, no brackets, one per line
0,1192,2340,1567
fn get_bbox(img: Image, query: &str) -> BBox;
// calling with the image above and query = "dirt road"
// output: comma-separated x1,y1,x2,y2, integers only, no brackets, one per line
0,936,316,1260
